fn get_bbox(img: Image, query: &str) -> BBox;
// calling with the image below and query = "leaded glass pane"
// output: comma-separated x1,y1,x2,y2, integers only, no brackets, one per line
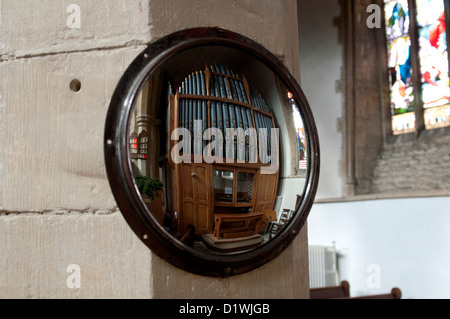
416,0,450,129
392,111,416,133
424,104,450,128
385,0,416,134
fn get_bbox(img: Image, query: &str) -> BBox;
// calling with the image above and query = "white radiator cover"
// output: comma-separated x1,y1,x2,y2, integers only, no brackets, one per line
308,245,339,288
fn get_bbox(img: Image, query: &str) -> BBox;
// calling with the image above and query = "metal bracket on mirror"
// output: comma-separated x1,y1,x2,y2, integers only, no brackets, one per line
104,27,320,277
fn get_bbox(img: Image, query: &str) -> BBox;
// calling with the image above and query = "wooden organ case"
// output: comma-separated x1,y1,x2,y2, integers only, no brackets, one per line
167,63,279,252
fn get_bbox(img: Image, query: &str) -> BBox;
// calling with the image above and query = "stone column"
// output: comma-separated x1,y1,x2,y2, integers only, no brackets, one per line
0,0,310,299
135,72,162,179
0,0,154,298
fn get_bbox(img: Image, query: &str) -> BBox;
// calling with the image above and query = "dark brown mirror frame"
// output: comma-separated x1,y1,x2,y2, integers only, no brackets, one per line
104,27,320,277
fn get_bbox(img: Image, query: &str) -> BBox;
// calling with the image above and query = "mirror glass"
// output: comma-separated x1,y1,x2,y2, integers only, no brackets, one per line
128,45,311,255
105,28,319,276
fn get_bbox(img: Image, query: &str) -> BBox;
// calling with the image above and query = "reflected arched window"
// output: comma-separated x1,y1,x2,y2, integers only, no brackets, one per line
288,91,307,171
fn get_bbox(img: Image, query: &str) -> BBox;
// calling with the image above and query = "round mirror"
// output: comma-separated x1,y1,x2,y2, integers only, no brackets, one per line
104,27,320,277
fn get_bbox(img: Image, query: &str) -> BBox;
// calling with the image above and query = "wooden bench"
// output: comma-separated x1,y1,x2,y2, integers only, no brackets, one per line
310,280,350,299
343,288,402,299
310,280,402,299
213,212,264,239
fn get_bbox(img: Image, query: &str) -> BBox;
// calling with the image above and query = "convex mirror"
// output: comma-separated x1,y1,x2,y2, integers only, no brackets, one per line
104,27,320,277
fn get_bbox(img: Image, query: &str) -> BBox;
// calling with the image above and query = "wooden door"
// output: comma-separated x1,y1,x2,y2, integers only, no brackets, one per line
253,172,279,213
179,163,212,235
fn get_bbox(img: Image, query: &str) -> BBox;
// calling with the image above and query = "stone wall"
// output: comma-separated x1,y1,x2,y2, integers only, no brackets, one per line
345,0,387,196
0,0,309,298
372,133,450,195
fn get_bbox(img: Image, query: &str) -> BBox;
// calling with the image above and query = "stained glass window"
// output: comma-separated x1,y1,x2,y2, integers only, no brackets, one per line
130,132,138,159
384,0,450,134
417,0,450,129
385,0,416,134
138,130,149,160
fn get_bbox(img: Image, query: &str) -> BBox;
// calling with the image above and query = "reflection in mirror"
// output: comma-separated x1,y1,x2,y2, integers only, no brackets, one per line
214,169,235,203
236,172,254,203
128,46,309,255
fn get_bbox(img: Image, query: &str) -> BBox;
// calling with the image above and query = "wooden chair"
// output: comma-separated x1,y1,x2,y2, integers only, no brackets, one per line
279,208,292,224
259,210,277,233
266,209,292,237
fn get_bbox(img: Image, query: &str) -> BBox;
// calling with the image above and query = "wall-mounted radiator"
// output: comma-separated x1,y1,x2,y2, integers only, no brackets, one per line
309,245,339,288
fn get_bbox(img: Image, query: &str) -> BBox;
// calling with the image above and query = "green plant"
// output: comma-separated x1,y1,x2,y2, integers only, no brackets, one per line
134,175,163,203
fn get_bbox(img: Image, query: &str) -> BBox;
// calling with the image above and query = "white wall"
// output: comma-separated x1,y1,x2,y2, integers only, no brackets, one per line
276,177,306,216
308,196,450,299
298,0,344,199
